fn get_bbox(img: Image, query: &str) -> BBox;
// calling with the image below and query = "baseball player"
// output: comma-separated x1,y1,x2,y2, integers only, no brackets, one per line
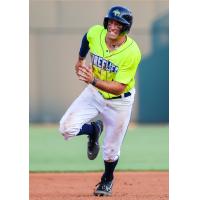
59,5,141,196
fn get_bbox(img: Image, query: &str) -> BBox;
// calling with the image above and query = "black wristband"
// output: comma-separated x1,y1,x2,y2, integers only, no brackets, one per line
91,77,97,86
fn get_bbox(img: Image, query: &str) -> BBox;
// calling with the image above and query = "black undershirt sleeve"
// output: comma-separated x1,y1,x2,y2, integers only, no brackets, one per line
79,33,89,58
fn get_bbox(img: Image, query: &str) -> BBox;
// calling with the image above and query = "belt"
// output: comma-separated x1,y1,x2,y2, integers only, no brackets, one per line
99,91,131,100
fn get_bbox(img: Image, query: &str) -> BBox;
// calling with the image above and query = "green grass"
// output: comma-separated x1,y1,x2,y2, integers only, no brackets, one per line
29,124,168,172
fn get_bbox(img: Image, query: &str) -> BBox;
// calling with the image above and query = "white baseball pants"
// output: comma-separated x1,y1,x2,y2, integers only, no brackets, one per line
59,84,135,161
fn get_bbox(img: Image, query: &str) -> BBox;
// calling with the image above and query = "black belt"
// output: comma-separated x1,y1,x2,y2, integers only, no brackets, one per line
99,91,131,100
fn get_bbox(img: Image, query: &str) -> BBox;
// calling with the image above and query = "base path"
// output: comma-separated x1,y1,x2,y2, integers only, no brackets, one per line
30,171,168,200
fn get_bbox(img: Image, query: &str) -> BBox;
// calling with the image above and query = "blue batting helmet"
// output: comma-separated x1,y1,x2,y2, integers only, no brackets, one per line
103,6,133,33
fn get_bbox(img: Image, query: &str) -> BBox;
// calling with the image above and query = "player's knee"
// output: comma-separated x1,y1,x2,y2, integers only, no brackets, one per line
59,121,79,140
60,132,74,140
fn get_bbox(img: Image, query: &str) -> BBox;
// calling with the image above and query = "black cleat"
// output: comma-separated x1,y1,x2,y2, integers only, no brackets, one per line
94,180,113,196
87,120,103,160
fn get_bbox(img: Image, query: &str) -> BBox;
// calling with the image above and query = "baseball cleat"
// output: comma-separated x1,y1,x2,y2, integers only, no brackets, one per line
94,180,113,196
87,120,103,160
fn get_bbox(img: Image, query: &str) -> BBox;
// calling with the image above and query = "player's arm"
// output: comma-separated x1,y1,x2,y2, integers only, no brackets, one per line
91,78,127,95
78,66,127,95
75,33,89,76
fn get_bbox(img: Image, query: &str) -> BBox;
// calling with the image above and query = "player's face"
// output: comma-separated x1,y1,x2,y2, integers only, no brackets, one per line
107,20,123,39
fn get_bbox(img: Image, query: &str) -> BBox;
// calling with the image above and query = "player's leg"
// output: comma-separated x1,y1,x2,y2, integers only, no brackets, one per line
80,120,103,160
94,91,135,196
59,85,103,159
59,86,98,139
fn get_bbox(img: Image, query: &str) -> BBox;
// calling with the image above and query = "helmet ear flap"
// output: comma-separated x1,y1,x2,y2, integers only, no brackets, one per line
121,24,130,34
103,18,108,29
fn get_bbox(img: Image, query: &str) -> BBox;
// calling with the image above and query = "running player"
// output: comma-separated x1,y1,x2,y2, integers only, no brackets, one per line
59,5,141,196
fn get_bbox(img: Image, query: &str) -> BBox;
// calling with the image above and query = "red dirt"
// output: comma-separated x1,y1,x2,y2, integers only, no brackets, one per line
30,171,168,200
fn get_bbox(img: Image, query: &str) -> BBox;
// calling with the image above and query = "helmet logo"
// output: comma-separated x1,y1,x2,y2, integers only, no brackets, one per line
113,9,121,17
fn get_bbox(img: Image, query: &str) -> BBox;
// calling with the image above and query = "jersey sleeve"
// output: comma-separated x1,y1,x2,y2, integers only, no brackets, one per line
86,25,104,43
114,51,141,84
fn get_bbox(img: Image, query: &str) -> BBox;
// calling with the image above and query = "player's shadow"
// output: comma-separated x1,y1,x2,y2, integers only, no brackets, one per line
137,13,169,123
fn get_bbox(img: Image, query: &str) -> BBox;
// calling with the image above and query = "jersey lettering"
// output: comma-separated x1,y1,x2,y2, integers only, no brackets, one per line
91,53,118,73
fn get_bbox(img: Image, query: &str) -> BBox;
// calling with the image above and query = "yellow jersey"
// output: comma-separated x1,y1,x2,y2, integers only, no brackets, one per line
87,25,141,99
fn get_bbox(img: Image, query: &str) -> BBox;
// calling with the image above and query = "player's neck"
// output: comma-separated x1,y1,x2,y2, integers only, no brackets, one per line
105,35,127,51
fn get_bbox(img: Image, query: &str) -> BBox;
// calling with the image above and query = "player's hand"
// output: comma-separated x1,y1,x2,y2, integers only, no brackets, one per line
75,59,86,77
77,64,94,84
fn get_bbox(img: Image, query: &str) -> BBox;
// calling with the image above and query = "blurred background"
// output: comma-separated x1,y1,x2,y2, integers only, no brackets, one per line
29,0,169,172
29,0,169,124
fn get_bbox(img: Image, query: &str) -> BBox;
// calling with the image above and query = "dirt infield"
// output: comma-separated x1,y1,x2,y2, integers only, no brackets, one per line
30,171,168,200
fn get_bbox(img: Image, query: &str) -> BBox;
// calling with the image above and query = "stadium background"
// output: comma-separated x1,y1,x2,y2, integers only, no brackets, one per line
29,0,169,172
